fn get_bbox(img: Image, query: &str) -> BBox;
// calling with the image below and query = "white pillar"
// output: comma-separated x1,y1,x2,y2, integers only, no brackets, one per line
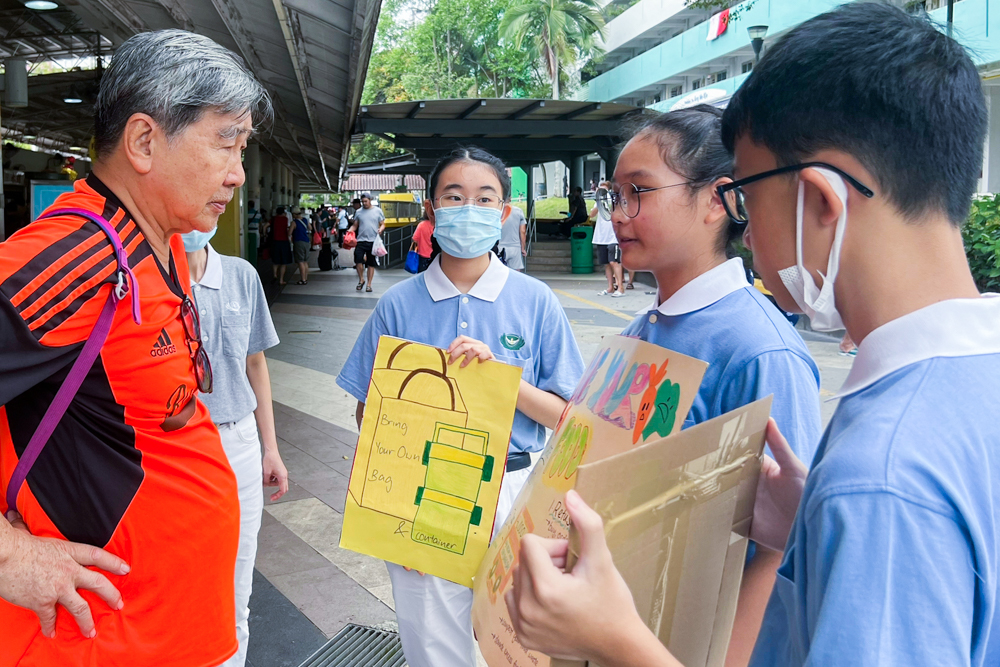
245,144,261,205
983,86,1000,194
260,152,273,214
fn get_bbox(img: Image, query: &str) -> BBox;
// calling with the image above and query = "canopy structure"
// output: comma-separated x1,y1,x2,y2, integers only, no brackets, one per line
0,0,382,189
349,98,651,176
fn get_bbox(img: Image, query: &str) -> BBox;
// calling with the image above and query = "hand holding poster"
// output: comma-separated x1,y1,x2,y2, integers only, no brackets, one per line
472,335,709,666
340,336,522,586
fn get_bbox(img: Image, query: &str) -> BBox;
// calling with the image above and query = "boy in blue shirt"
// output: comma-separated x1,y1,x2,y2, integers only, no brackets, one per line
501,4,1000,667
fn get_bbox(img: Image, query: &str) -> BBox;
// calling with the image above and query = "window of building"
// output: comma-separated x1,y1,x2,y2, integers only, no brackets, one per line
669,85,683,98
742,60,754,74
691,78,702,90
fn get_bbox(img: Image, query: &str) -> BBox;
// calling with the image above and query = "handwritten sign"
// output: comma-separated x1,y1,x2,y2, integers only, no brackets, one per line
472,335,708,666
340,337,522,586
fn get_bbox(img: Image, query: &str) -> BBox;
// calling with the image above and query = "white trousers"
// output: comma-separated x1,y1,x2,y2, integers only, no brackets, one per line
216,413,264,667
387,455,536,667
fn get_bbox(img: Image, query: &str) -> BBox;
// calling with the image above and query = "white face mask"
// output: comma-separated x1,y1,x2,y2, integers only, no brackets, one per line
777,168,849,332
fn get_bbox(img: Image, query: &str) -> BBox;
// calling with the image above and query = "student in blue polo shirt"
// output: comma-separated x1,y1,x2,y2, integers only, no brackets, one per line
604,104,822,662
502,5,1000,667
337,146,585,667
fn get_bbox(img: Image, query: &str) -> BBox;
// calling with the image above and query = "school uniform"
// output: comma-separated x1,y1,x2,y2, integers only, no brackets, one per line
751,294,1000,667
621,257,822,462
337,253,585,667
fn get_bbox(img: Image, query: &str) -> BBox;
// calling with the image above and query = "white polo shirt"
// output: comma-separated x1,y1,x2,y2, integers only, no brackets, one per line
192,244,279,424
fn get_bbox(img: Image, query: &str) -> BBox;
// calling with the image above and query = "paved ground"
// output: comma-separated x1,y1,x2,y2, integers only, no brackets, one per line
246,247,854,667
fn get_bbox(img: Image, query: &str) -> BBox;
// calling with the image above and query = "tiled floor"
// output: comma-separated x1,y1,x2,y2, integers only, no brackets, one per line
247,248,850,667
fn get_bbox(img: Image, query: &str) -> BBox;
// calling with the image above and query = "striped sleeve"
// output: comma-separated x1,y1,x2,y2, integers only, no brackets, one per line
0,213,138,345
0,214,132,405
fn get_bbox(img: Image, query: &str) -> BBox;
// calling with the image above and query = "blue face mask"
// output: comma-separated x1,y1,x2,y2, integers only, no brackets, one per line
432,204,503,259
181,227,217,252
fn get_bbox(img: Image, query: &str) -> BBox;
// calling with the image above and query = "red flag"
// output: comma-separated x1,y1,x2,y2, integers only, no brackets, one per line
707,9,730,41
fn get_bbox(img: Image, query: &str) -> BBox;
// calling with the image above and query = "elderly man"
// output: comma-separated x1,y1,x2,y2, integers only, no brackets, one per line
0,30,271,666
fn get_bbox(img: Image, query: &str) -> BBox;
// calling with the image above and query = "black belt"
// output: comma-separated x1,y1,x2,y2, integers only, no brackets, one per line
506,451,531,472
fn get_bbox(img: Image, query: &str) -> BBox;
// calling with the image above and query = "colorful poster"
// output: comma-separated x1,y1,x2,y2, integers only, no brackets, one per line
472,335,709,666
340,336,522,586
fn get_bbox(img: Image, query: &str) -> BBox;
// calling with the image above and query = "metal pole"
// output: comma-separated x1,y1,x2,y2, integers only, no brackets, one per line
947,0,954,38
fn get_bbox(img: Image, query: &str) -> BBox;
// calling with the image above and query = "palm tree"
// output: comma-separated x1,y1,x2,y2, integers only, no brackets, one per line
500,0,605,100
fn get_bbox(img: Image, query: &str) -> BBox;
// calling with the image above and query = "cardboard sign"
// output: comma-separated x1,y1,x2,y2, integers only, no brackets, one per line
472,335,709,666
563,395,772,667
341,336,522,586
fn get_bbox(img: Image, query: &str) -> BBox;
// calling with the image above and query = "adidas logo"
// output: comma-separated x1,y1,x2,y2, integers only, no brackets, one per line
150,328,178,357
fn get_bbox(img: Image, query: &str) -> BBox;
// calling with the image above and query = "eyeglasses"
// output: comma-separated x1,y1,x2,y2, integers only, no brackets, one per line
596,182,693,219
434,194,504,209
180,295,213,394
716,162,875,224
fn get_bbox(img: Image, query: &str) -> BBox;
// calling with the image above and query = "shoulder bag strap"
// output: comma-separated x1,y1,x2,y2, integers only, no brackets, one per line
5,208,141,512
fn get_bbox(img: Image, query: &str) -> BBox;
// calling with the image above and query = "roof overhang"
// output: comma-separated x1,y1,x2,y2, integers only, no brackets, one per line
351,99,651,171
0,0,381,188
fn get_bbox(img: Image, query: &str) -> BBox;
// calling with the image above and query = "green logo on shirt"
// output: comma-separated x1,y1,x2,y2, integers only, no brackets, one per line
500,333,525,351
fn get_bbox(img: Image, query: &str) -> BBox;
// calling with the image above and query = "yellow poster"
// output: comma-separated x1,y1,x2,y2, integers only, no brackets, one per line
340,336,523,586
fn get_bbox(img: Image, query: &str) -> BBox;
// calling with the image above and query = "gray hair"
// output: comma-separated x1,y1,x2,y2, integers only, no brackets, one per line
94,29,273,157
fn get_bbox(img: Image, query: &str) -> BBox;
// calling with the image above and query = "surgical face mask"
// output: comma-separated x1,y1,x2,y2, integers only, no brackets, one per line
777,168,848,332
432,204,503,259
181,227,217,252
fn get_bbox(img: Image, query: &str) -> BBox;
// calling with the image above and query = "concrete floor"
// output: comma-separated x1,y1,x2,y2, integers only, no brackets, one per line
247,247,852,667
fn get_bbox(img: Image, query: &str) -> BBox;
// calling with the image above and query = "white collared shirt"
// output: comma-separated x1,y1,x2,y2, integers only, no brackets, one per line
637,257,750,317
191,244,279,424
833,293,1000,399
423,252,510,303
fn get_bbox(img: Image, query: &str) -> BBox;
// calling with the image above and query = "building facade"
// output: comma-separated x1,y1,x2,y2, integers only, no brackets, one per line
579,0,1000,193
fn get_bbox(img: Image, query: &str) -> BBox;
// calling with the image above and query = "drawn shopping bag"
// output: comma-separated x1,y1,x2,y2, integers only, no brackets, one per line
412,424,495,555
361,342,468,523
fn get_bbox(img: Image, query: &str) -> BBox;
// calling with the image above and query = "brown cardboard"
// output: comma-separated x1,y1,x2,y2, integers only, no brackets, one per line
471,335,710,667
560,395,773,667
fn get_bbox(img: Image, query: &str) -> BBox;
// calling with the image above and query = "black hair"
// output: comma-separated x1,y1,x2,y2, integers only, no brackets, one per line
427,146,511,202
721,2,987,226
276,206,285,214
634,104,740,257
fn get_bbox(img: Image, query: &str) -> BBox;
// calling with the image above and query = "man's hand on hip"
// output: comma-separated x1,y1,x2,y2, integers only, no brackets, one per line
0,511,129,639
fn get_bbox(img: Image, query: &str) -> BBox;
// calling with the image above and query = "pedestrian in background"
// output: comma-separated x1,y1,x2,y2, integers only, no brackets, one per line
270,205,292,285
337,204,350,246
291,206,311,285
591,180,624,296
409,215,435,272
499,204,527,271
182,227,289,667
348,193,385,292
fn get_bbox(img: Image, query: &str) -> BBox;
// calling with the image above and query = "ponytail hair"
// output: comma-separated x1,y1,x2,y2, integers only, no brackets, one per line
632,104,742,257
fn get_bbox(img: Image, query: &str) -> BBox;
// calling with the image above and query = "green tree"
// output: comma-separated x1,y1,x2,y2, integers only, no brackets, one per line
499,0,605,99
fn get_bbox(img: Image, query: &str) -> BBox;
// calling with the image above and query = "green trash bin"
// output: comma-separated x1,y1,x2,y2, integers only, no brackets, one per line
570,225,594,274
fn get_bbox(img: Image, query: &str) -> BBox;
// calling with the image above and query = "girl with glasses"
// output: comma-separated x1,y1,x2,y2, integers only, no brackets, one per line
607,104,823,665
336,146,585,667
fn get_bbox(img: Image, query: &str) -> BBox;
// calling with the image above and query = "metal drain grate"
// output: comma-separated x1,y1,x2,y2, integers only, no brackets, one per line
298,623,406,667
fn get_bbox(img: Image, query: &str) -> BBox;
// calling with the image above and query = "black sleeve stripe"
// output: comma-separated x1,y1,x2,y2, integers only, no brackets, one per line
15,232,119,318
23,253,118,331
23,223,144,337
1,214,131,306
